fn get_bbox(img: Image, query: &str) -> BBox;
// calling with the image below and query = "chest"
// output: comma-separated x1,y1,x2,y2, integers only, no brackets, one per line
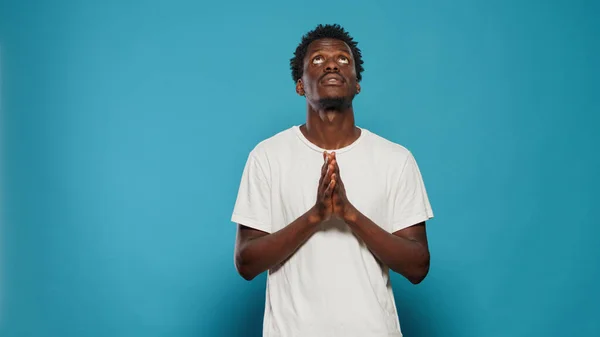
272,154,391,230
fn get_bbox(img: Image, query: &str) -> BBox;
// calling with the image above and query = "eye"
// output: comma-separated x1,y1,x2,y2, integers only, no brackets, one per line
312,56,325,65
338,56,349,64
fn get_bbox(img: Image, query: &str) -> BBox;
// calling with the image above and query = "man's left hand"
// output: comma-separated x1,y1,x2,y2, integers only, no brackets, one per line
328,152,358,223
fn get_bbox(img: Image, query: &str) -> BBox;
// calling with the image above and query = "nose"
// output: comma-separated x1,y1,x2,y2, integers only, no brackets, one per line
324,58,339,73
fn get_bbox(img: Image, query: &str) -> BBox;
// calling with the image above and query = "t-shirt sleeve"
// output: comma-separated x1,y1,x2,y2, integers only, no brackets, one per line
231,150,272,233
389,152,434,233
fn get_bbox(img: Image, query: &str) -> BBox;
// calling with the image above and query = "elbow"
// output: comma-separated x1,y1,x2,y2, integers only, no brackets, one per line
408,253,430,285
234,252,257,281
407,268,428,284
236,264,256,281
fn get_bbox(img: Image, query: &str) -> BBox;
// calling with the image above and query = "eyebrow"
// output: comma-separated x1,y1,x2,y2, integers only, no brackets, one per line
308,49,352,56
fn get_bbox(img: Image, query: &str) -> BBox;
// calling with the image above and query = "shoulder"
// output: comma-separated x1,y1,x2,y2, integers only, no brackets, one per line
362,128,414,166
247,126,296,164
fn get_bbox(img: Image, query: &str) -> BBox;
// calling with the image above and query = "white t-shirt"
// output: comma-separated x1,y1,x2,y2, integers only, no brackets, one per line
231,125,434,337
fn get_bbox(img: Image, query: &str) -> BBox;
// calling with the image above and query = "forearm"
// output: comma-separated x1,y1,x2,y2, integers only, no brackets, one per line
236,208,320,280
345,210,430,284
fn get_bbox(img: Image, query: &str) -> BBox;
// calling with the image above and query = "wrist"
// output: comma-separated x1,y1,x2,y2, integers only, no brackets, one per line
343,204,359,224
307,206,324,226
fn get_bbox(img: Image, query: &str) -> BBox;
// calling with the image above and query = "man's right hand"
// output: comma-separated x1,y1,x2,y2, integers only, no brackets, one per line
235,152,337,281
310,151,336,224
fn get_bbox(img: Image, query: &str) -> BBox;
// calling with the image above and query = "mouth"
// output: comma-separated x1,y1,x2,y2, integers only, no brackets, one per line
320,74,345,86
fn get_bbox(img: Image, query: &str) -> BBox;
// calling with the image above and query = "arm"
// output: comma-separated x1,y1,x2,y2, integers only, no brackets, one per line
234,211,318,281
328,152,430,284
345,213,430,284
234,152,336,281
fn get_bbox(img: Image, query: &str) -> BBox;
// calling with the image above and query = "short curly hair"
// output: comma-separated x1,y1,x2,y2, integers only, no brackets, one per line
290,24,364,83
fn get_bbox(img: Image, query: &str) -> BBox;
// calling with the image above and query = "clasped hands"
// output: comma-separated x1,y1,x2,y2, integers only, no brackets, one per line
310,151,358,224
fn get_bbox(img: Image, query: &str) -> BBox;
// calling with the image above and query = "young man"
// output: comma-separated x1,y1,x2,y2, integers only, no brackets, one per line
231,24,434,337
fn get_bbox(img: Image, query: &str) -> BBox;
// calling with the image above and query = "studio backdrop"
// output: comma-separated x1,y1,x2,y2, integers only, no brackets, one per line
1,0,598,336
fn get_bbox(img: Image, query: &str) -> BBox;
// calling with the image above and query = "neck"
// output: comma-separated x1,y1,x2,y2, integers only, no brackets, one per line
300,101,360,150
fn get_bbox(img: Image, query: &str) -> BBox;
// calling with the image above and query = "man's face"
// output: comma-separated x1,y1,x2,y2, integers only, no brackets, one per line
297,38,360,106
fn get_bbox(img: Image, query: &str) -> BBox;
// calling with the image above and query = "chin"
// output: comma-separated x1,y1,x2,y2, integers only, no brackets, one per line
317,97,348,110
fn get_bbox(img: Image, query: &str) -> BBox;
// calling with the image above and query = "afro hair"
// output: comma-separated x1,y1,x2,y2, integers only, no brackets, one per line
290,24,364,83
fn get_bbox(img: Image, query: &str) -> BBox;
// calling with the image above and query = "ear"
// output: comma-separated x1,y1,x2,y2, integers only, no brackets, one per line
296,79,305,96
356,83,361,94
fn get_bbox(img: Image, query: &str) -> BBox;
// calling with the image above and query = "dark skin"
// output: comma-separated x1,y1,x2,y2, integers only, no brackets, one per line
235,38,430,284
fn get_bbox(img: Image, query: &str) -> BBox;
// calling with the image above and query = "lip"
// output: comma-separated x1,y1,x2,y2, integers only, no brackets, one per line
320,74,345,86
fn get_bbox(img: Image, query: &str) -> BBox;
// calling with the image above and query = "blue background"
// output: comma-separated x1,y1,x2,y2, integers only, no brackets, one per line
1,0,598,336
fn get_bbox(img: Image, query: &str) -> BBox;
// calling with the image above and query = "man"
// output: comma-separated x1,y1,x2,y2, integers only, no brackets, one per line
231,24,434,337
